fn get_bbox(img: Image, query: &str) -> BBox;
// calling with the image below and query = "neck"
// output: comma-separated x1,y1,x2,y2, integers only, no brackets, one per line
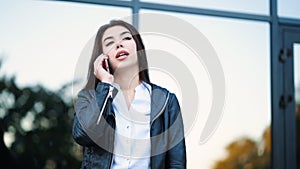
114,65,140,91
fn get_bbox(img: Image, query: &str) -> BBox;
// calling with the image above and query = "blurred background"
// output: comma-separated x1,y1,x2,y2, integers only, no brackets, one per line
0,0,299,169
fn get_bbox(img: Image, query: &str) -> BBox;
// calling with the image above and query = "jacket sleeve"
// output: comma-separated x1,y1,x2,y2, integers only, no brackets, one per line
72,82,114,147
166,93,187,169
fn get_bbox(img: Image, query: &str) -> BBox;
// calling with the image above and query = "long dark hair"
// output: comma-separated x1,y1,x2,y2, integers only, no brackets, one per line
84,20,150,90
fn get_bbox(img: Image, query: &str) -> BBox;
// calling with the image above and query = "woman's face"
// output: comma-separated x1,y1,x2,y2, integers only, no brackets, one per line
101,25,138,72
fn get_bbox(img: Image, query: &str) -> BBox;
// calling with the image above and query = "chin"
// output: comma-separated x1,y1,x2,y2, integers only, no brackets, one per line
114,59,138,72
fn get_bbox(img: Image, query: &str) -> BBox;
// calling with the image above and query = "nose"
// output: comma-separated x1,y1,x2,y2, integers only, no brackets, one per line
116,40,123,49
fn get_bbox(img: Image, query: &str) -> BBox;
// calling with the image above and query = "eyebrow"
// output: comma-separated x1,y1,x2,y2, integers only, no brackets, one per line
103,31,131,42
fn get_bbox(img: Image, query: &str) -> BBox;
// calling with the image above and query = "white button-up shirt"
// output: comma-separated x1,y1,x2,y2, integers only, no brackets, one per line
111,82,151,169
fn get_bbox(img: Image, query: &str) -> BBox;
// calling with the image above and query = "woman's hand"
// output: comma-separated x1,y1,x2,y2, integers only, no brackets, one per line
93,54,114,84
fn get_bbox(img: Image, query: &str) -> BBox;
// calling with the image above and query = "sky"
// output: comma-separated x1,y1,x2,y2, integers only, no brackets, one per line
0,1,132,90
0,0,299,169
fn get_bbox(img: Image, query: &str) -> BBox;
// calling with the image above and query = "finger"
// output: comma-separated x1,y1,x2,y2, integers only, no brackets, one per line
94,54,110,75
94,54,104,70
93,58,99,73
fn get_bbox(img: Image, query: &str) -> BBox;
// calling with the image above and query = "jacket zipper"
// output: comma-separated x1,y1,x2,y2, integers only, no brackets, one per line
150,92,170,126
96,85,114,125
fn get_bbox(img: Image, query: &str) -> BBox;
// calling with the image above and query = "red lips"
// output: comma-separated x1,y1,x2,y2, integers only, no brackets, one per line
115,50,129,59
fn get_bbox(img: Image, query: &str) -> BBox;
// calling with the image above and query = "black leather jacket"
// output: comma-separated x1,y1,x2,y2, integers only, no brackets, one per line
73,82,186,169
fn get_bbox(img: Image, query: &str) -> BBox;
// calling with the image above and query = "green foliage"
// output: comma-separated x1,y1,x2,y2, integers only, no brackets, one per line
0,62,82,168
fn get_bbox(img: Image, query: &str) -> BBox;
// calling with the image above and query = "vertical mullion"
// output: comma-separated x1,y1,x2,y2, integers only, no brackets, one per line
132,0,140,30
270,0,286,168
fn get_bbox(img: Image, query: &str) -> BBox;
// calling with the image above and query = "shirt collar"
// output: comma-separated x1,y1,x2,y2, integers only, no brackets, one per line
112,81,152,95
139,81,152,95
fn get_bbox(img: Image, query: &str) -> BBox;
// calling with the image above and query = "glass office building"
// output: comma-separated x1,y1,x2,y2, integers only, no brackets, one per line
0,0,299,168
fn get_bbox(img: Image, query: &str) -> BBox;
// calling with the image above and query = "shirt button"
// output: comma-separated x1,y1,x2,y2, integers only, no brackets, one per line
126,125,130,129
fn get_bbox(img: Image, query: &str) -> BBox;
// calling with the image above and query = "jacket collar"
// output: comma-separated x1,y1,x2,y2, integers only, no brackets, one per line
110,82,170,121
150,83,170,123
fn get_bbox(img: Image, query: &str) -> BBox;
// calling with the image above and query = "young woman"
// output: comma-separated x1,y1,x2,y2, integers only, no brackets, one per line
72,20,186,169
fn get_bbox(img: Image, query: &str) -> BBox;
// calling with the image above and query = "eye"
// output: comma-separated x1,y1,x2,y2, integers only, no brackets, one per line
105,41,114,47
123,36,132,40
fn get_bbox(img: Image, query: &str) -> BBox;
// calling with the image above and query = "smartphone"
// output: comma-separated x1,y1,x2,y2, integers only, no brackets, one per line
102,58,110,74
